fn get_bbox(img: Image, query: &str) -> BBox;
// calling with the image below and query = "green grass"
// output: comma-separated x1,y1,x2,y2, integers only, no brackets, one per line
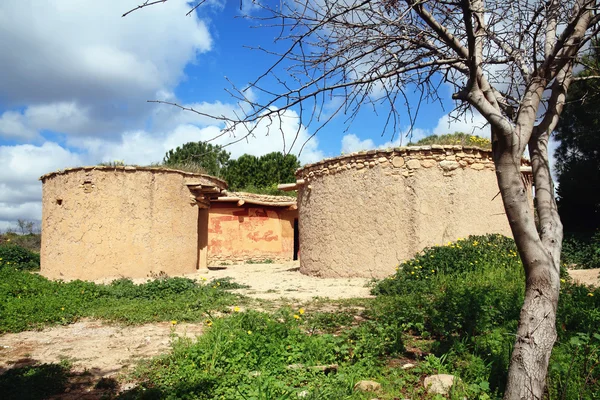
0,269,241,333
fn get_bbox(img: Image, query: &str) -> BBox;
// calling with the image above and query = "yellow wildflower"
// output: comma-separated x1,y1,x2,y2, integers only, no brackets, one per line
234,306,241,312
299,308,305,315
247,330,252,335
171,320,177,325
293,315,300,319
205,319,213,326
61,307,65,311
588,293,594,297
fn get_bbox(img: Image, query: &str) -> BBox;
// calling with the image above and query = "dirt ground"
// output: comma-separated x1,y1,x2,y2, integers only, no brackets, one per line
0,263,598,398
567,268,600,286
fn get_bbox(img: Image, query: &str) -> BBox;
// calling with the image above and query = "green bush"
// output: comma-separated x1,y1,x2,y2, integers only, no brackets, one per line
371,234,600,397
561,231,600,269
0,243,40,271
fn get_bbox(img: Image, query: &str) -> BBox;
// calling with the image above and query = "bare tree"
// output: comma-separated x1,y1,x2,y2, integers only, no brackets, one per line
125,1,600,398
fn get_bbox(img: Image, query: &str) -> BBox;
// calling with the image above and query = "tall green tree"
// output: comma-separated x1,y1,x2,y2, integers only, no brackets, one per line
224,152,300,191
163,141,230,177
554,44,600,233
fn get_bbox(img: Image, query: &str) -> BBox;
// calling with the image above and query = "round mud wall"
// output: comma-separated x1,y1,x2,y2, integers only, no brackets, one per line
297,146,526,278
40,167,215,281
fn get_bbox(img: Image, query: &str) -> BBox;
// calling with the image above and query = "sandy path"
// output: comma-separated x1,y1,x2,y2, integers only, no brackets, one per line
189,261,374,300
0,320,203,377
568,268,600,287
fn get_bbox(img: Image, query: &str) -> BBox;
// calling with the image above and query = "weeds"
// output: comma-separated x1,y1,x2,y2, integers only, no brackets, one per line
0,269,240,332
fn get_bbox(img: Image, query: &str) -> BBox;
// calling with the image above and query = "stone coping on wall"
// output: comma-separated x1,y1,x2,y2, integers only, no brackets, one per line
212,191,297,207
295,145,531,180
39,165,228,189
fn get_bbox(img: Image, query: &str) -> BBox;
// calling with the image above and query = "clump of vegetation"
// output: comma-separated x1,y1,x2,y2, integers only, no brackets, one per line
0,269,241,333
0,361,71,400
0,242,40,271
372,234,600,397
410,132,492,149
129,307,404,399
561,231,600,269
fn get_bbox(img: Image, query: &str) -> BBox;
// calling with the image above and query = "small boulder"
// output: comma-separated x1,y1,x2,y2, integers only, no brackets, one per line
401,363,415,370
354,380,381,392
423,374,458,395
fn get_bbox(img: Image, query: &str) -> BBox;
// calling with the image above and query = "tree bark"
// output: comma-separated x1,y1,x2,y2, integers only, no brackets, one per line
494,131,562,400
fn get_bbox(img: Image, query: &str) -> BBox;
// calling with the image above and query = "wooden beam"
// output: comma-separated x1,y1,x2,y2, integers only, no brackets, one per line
211,197,297,207
277,183,298,191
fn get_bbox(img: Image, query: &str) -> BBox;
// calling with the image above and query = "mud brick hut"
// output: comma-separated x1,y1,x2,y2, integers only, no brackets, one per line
39,166,228,280
39,166,300,281
279,145,532,279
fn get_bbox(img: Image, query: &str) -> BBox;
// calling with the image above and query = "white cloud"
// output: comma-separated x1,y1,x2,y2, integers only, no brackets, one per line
433,111,491,138
0,111,39,140
341,134,375,153
75,108,323,166
0,142,83,226
0,0,213,134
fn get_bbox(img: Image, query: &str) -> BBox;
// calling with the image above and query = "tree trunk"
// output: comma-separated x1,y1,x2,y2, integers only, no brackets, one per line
493,137,562,400
503,262,560,399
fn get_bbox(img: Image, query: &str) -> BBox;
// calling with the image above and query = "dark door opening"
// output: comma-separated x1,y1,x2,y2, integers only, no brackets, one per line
197,208,209,269
293,218,299,261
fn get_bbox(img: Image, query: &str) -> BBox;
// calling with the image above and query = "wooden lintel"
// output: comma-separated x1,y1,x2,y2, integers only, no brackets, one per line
277,183,298,191
288,204,298,211
212,197,297,207
237,199,245,206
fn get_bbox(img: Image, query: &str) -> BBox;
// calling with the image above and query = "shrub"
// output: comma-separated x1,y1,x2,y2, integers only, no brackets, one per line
561,231,600,269
0,243,40,271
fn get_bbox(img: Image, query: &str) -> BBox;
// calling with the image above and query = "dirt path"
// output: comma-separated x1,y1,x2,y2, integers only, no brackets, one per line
0,320,203,376
568,268,600,286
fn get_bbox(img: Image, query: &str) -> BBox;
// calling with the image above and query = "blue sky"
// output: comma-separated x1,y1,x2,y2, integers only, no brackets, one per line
0,0,490,230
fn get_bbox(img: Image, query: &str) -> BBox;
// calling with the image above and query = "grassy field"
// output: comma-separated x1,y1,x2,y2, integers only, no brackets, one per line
1,235,599,399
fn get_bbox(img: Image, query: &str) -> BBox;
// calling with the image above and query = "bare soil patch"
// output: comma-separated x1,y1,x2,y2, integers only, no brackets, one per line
568,268,600,287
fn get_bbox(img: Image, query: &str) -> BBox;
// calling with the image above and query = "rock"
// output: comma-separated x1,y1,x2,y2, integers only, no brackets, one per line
420,160,436,168
406,159,421,169
309,364,338,374
391,156,405,168
423,374,458,395
354,380,381,392
401,363,415,370
439,160,460,171
297,390,309,398
471,163,485,170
